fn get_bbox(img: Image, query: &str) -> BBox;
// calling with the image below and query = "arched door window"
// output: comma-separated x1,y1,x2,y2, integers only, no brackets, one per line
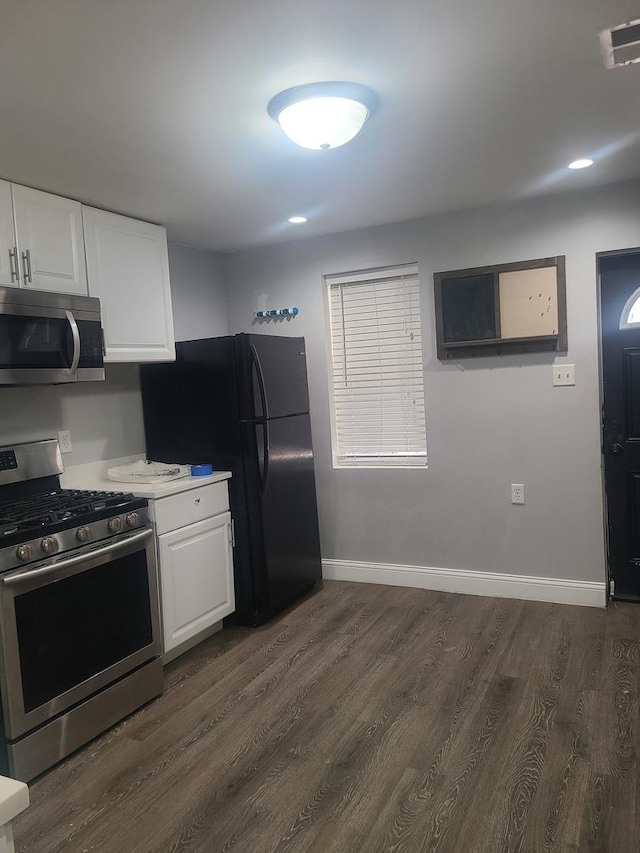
619,287,640,329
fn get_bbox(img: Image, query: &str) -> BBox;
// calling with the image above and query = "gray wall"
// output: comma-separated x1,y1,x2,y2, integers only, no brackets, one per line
221,180,640,584
0,243,228,466
168,243,228,341
0,364,145,466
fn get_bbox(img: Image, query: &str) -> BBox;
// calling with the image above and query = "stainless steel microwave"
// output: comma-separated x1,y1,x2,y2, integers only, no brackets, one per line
0,287,105,385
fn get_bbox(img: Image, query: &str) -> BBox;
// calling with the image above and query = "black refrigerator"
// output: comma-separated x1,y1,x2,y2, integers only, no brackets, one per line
139,333,322,625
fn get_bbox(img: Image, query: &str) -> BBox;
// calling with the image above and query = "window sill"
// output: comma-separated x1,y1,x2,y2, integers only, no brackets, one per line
333,462,429,471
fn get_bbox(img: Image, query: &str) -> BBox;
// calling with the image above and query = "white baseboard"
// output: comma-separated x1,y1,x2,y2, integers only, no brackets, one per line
322,559,606,608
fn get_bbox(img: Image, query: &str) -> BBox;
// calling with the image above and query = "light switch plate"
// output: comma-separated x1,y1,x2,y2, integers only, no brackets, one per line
553,364,575,386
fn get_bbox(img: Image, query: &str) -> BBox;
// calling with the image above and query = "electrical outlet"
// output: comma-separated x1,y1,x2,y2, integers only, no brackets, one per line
511,483,525,505
58,430,73,454
553,364,575,386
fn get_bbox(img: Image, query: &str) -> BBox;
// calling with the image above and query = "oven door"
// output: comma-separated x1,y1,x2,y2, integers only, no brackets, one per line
0,527,161,740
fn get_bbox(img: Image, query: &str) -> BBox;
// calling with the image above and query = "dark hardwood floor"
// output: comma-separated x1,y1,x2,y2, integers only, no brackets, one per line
13,580,640,853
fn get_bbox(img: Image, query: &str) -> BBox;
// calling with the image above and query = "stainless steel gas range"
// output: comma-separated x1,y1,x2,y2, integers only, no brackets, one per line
0,439,162,781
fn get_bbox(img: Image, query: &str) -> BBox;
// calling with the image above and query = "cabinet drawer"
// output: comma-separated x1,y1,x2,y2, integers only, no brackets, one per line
152,482,229,535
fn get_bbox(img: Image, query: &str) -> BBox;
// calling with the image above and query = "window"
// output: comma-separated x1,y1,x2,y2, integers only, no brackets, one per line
620,287,640,329
325,264,427,468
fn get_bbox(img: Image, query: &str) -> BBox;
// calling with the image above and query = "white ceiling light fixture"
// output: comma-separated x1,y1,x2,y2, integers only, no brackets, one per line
268,82,378,150
288,216,307,224
568,158,594,169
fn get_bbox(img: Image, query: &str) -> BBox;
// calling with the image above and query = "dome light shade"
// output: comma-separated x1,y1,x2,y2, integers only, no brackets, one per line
268,82,378,150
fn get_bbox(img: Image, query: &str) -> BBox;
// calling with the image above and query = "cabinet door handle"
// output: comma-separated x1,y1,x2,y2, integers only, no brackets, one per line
21,249,32,283
8,248,19,283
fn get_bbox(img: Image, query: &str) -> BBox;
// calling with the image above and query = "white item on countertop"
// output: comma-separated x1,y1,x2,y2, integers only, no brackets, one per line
61,456,230,500
107,460,190,484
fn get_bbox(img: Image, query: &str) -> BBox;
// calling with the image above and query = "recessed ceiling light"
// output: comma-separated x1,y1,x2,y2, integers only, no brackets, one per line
568,158,594,170
268,82,378,150
288,216,307,224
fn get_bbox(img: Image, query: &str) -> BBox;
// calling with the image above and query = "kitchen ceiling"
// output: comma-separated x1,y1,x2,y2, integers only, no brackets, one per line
1,0,639,253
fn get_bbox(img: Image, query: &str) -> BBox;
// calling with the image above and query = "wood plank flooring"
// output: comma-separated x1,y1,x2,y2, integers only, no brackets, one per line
13,580,640,853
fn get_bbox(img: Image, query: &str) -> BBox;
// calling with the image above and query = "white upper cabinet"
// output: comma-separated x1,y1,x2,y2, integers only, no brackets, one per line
1,180,176,362
83,206,175,362
12,185,88,295
0,181,18,287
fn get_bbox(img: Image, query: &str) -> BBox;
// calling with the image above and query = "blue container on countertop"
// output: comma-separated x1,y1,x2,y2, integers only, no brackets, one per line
191,464,213,477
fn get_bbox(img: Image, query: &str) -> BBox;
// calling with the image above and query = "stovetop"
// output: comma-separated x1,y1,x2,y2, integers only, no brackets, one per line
0,440,152,573
0,489,148,547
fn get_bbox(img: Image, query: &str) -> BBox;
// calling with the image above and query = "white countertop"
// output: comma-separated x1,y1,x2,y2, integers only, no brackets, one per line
61,455,231,500
0,776,28,827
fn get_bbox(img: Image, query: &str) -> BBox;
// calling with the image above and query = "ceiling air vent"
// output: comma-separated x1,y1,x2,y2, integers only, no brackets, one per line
601,19,640,69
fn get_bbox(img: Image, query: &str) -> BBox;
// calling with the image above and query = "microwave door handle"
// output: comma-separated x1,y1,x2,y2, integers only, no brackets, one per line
65,310,81,374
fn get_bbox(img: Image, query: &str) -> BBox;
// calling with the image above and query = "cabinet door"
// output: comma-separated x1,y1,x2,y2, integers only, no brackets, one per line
0,181,18,287
12,185,87,295
83,206,175,362
158,513,235,653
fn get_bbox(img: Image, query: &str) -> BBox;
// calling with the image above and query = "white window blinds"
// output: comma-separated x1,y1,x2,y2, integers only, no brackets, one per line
326,265,427,467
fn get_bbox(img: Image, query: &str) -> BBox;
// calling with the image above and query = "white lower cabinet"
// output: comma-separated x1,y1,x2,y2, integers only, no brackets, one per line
153,484,235,658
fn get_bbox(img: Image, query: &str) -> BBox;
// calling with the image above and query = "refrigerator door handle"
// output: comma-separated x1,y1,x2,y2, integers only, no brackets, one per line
261,419,270,495
250,343,270,421
253,418,270,495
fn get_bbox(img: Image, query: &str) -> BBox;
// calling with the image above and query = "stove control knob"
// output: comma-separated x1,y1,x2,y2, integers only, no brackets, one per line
108,517,124,534
126,512,140,528
76,526,93,543
41,536,59,555
16,543,35,563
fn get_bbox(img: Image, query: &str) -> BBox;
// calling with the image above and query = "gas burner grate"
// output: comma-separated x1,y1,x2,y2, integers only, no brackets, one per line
0,489,137,538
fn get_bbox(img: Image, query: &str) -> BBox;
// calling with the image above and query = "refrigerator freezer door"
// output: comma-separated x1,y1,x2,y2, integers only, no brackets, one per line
237,334,310,420
140,337,240,471
251,413,322,618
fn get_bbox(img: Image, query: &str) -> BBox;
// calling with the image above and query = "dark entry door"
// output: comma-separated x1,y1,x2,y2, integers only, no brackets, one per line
600,250,640,600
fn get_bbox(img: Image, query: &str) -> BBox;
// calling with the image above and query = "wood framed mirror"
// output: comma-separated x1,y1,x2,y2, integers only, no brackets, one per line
434,256,567,360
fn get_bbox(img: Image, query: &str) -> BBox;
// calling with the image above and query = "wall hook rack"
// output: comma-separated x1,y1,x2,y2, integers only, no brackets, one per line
254,307,299,318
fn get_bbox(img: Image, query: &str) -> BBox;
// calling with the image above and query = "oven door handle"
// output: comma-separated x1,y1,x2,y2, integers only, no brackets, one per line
2,528,153,588
66,309,81,375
